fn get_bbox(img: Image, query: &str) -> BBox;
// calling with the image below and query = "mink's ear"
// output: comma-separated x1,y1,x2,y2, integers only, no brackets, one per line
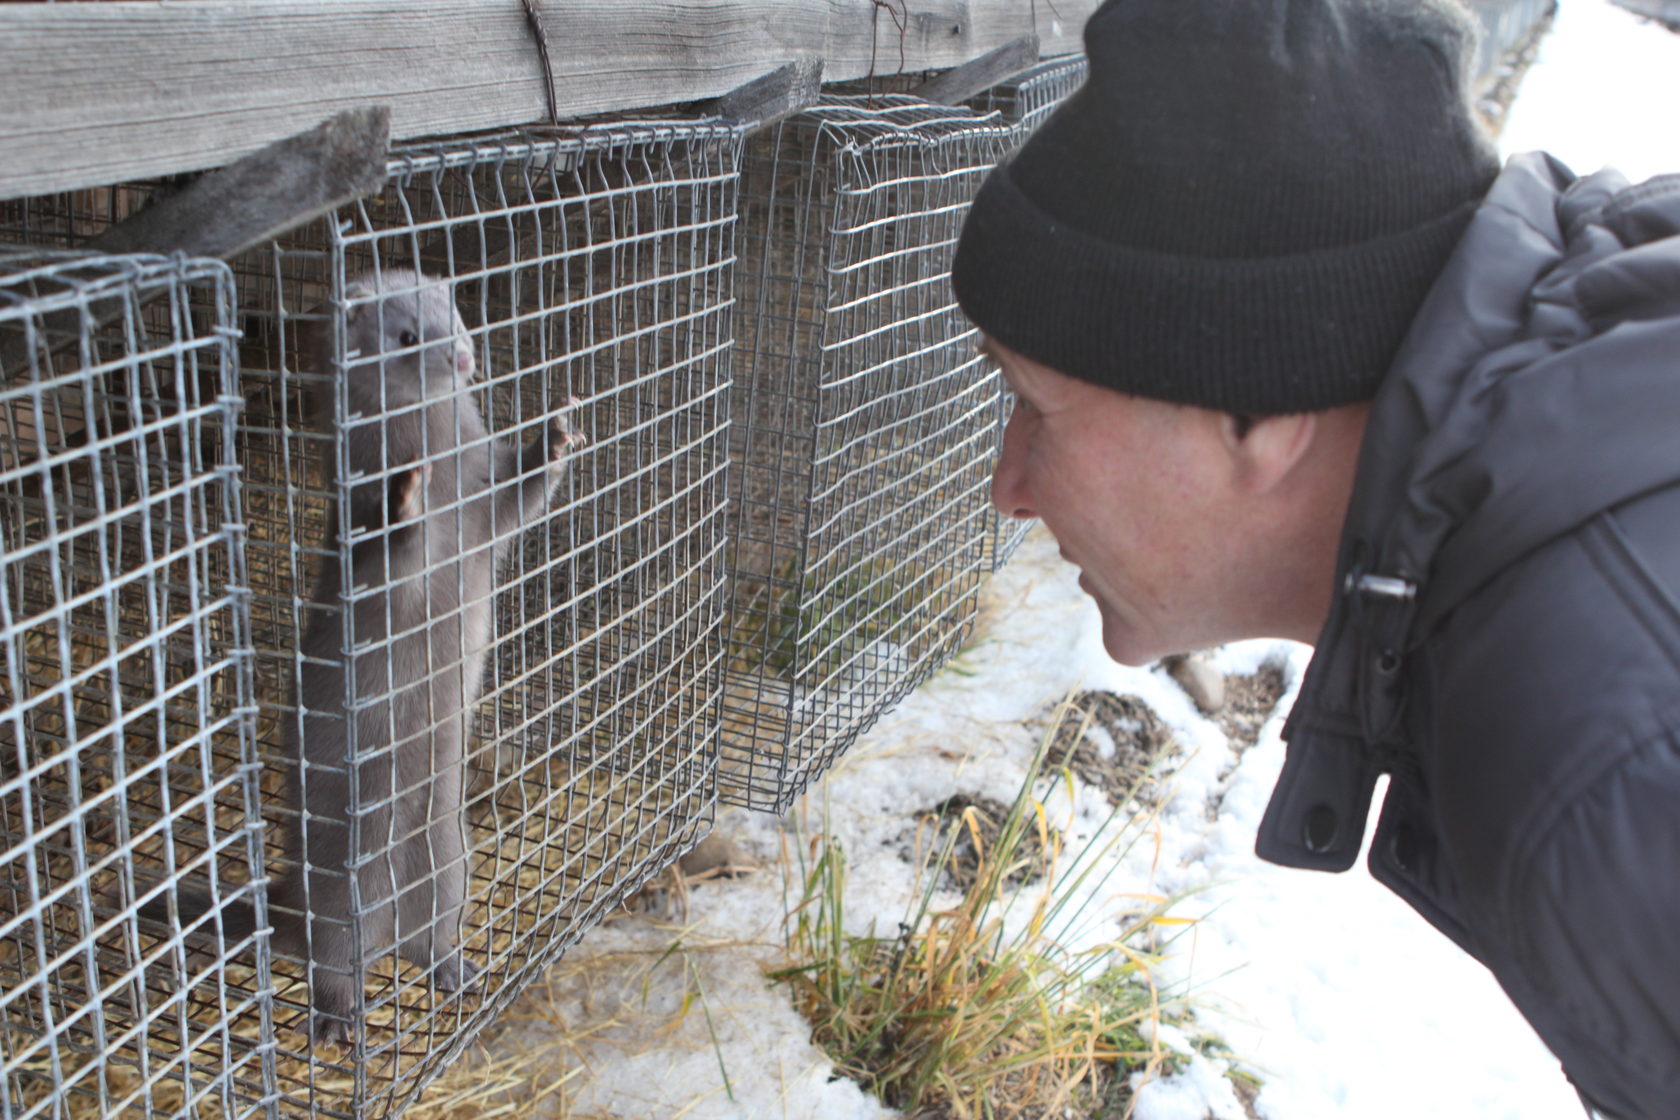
339,280,378,342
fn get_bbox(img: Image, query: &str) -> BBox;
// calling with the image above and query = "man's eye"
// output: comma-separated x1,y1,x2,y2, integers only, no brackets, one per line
399,330,419,348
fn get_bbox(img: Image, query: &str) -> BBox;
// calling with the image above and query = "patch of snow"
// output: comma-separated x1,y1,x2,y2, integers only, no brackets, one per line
1132,1023,1254,1120
1499,0,1680,184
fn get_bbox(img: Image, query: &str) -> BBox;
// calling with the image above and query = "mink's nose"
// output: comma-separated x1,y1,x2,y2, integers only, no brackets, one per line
455,340,475,376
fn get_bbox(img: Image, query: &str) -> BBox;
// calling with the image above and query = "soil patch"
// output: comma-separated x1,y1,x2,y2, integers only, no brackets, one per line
907,792,1048,893
1211,661,1291,756
1043,690,1176,808
1204,661,1292,822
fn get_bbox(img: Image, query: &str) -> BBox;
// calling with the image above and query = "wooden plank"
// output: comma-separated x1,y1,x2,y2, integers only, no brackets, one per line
698,58,825,130
92,107,390,259
912,34,1038,105
3,108,392,383
0,0,1099,202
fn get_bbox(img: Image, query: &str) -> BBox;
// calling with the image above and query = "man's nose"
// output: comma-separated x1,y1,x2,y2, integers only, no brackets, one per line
990,404,1034,520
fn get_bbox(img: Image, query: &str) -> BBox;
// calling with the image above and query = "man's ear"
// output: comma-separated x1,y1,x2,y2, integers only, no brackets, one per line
1220,411,1317,494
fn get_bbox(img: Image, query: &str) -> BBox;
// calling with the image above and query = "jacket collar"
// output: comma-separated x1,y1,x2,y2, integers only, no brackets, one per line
1258,153,1680,870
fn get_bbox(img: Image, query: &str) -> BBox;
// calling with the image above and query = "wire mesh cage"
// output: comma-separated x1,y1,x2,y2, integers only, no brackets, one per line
968,54,1089,571
2,119,741,1119
968,53,1089,133
0,251,272,1120
722,95,1015,814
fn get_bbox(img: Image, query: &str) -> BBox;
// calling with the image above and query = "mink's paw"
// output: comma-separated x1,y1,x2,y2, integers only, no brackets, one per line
431,950,482,994
309,1011,355,1050
547,398,589,467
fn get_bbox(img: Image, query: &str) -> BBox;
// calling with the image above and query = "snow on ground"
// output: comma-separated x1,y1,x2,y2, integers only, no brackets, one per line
1499,0,1680,185
488,530,1576,1120
467,6,1680,1118
472,530,1108,1120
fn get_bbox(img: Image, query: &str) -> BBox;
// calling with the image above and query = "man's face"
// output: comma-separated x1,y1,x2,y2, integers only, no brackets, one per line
986,338,1242,666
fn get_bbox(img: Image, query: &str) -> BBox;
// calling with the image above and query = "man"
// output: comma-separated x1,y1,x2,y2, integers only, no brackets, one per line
951,1,1680,1117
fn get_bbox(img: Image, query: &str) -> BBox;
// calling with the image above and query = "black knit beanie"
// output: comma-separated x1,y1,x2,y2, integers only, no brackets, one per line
952,0,1502,414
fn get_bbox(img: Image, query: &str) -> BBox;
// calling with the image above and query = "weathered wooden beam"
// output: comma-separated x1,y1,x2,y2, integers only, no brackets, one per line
0,0,1100,202
912,34,1039,106
92,107,390,259
699,58,825,130
2,109,391,383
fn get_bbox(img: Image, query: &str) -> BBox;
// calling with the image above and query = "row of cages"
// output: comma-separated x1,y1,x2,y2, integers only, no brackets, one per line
0,59,1087,1120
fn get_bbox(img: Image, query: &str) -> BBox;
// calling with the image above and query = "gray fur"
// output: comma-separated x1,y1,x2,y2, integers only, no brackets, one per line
148,269,585,1044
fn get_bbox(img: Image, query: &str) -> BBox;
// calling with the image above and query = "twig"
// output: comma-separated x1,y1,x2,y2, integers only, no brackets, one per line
521,0,561,127
868,0,910,101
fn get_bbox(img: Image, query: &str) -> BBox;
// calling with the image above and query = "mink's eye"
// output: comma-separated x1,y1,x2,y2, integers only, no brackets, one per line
399,330,419,348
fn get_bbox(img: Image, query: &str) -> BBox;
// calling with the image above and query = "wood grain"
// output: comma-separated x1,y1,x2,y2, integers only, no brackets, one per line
1,108,391,381
0,0,1096,201
913,34,1039,105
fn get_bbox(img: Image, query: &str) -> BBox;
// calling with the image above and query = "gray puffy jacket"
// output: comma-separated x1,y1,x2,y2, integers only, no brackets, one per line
1257,152,1680,1119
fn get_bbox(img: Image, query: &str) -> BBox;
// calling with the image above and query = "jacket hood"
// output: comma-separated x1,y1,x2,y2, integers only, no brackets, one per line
1258,152,1680,871
1384,154,1680,634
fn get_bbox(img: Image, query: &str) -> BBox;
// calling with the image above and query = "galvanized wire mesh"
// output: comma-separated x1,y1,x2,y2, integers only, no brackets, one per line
968,54,1088,134
3,119,740,1119
0,251,271,1120
722,96,1015,813
244,122,737,1118
967,55,1089,572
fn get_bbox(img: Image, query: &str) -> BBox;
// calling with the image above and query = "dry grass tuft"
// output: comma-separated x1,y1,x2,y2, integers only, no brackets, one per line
771,694,1207,1120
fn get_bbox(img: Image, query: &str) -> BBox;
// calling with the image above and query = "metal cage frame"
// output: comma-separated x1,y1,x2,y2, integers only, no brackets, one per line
969,53,1089,134
247,121,740,1119
0,250,272,1120
721,95,1016,813
1,118,743,1120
